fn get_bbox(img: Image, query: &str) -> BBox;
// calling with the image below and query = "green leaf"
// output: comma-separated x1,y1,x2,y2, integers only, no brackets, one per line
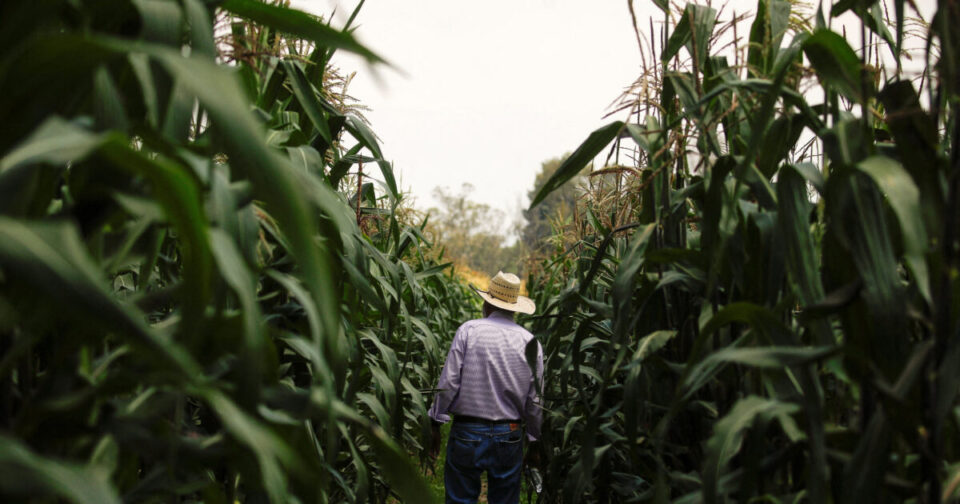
209,229,264,401
0,218,200,377
132,0,183,46
841,341,933,502
821,118,868,166
777,165,832,345
345,115,383,158
802,30,866,102
286,145,324,176
220,0,387,64
283,60,334,146
144,40,345,355
98,140,214,344
529,121,622,209
859,3,897,60
757,114,806,178
878,80,942,230
183,0,216,58
650,0,668,13
357,392,391,429
612,224,656,338
343,259,389,313
625,115,665,155
693,345,837,373
1,117,106,171
703,397,803,504
681,344,835,410
630,330,677,363
129,53,160,126
366,425,435,504
329,145,365,185
826,171,908,381
375,158,399,203
856,155,930,303
830,0,874,17
747,0,791,77
664,72,699,113
161,79,194,142
662,3,717,65
93,65,128,131
202,390,301,503
0,436,121,504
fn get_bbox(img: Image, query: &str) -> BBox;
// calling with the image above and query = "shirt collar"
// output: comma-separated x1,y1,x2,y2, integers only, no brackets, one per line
486,310,515,322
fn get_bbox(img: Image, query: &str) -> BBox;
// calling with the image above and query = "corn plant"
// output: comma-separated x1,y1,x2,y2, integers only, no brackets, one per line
0,1,470,502
525,0,959,502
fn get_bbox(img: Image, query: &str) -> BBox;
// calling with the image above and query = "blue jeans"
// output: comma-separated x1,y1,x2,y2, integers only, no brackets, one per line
445,421,523,504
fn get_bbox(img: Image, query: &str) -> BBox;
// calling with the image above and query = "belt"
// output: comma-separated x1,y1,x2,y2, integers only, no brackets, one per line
454,415,521,425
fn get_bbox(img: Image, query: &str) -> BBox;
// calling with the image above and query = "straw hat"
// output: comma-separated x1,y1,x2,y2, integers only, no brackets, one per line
473,271,536,315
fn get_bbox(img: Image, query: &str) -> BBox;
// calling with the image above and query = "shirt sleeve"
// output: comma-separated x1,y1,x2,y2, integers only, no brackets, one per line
428,323,467,423
523,338,545,441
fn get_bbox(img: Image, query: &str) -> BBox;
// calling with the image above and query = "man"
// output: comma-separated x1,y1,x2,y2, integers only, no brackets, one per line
428,271,544,504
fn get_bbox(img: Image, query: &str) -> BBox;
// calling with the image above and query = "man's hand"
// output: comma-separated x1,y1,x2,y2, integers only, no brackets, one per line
524,440,543,469
429,421,442,460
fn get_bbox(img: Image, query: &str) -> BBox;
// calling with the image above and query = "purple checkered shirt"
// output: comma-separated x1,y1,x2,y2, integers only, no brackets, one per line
429,310,544,441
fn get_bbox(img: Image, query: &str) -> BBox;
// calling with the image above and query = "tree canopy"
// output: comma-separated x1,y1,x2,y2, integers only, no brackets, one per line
425,184,523,276
521,154,585,256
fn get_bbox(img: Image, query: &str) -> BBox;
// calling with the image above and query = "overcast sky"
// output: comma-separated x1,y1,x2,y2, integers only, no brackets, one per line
287,0,647,223
288,0,934,231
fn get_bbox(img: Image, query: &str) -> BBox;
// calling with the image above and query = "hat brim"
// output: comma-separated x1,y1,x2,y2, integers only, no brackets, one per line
472,286,536,315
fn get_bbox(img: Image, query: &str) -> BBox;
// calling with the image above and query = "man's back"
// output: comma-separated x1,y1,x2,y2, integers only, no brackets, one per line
428,310,543,439
428,272,542,504
445,312,537,424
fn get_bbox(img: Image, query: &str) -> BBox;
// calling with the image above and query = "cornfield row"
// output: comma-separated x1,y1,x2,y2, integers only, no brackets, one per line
524,0,960,502
0,1,469,502
0,0,958,503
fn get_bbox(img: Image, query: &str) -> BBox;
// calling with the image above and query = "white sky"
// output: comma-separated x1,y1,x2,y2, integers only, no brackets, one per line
290,0,648,222
288,0,935,230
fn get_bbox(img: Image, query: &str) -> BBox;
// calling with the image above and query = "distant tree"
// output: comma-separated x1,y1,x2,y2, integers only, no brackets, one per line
521,154,586,256
426,184,523,275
